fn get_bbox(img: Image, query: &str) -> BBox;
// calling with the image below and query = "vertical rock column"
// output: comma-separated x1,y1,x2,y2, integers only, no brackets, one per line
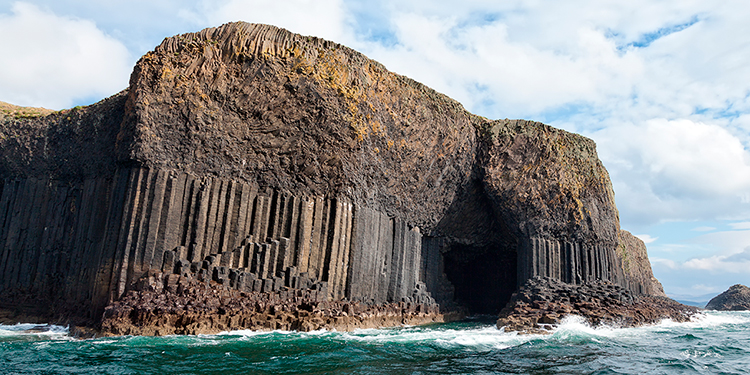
518,236,628,290
345,206,393,303
0,174,119,318
345,206,427,304
0,165,437,318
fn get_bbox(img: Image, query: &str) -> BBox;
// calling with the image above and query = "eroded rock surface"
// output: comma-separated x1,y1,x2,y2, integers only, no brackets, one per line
0,22,674,334
101,270,452,336
122,23,477,229
706,284,750,311
497,277,695,334
616,230,665,296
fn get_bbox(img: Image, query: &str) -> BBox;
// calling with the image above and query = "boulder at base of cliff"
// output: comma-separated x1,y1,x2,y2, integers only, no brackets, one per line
496,277,696,334
705,284,750,311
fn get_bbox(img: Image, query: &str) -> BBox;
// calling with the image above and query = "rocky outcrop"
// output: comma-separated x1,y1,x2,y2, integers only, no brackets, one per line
497,277,695,334
705,284,750,310
100,270,451,336
0,22,668,333
616,230,665,296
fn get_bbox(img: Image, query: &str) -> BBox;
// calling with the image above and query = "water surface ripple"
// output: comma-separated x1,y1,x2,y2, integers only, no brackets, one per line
2,312,749,374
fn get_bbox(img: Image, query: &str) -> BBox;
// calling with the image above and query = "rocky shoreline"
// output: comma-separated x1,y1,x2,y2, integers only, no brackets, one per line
4,272,697,338
98,271,460,336
100,273,694,337
496,277,697,334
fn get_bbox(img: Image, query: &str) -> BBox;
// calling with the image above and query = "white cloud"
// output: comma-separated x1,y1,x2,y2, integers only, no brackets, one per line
349,8,647,119
729,222,750,230
683,253,750,273
594,119,750,225
0,2,131,109
689,230,750,255
651,258,678,269
692,226,716,232
650,230,750,274
652,253,750,297
653,243,691,252
334,0,748,121
635,234,659,244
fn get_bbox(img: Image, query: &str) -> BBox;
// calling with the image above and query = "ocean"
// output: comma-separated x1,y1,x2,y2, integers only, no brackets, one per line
1,311,749,374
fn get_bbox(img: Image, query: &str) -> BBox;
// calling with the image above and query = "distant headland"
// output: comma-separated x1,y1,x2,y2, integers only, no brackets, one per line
706,284,750,311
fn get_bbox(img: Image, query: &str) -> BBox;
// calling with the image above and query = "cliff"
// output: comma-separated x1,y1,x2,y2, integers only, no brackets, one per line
0,23,668,332
616,230,665,296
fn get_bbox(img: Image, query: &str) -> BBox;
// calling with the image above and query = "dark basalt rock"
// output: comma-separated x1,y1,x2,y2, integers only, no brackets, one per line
706,284,750,311
497,277,695,334
0,22,674,334
99,270,452,336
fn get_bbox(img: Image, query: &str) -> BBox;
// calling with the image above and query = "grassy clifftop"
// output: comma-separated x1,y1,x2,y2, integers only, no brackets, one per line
0,101,54,120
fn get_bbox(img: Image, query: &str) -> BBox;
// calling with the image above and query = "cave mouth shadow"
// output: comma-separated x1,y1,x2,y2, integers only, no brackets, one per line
442,242,517,315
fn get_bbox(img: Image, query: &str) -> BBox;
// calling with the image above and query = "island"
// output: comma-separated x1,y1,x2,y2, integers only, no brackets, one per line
0,22,695,335
705,284,750,311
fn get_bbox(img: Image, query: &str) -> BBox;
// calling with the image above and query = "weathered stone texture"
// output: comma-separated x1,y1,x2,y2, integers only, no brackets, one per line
122,23,477,231
497,277,695,334
0,22,667,329
616,230,665,296
706,284,750,311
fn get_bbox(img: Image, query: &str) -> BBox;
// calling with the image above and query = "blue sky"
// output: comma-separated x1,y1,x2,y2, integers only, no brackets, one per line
1,0,749,299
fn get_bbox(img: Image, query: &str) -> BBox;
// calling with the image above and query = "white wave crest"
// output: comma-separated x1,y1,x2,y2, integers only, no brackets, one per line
547,315,637,341
655,310,750,329
182,311,750,350
0,323,69,339
545,311,750,343
333,325,534,350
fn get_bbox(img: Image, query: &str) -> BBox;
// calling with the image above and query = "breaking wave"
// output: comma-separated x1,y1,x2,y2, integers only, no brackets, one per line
2,312,750,374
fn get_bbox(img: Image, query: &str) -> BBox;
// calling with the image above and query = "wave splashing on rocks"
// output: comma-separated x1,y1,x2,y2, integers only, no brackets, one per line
497,276,697,334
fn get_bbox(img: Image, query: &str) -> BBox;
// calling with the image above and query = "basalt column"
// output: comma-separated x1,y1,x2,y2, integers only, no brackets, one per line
517,237,627,287
0,22,667,327
101,167,437,309
345,205,432,305
0,175,118,320
105,168,367,303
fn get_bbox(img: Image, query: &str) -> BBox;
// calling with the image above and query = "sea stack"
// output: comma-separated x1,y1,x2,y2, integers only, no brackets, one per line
0,22,692,335
706,285,750,311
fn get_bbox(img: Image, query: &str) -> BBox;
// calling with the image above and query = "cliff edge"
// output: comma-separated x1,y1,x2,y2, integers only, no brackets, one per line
0,22,678,333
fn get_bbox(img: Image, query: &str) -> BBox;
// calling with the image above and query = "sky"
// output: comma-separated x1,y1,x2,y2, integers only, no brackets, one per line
1,0,749,300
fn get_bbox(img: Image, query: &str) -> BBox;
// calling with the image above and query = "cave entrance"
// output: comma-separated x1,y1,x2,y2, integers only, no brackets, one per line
443,243,517,315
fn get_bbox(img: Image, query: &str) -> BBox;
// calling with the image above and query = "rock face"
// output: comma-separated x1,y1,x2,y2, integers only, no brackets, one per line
616,230,665,296
496,277,693,334
705,284,750,310
100,270,451,336
0,22,669,333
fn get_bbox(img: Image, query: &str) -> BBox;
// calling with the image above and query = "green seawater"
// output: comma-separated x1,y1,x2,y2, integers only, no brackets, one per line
2,312,749,374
